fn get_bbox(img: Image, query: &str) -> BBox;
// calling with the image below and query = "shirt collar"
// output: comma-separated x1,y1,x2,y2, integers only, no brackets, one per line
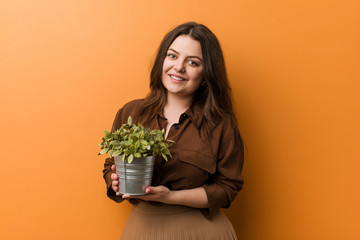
155,102,204,130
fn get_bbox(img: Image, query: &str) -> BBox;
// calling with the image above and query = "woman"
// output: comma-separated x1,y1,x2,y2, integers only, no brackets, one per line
103,22,244,239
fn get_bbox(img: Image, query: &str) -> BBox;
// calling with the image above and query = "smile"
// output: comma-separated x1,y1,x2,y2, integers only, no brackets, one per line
169,75,185,81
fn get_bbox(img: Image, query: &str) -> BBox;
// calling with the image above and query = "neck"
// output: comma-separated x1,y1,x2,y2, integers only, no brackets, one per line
165,93,193,112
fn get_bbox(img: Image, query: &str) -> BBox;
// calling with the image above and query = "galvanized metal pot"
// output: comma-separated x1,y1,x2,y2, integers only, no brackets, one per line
115,155,155,195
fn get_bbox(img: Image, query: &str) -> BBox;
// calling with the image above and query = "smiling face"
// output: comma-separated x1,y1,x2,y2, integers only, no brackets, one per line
161,35,204,100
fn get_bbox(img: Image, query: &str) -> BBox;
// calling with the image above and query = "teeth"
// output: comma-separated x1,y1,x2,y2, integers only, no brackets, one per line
170,75,184,81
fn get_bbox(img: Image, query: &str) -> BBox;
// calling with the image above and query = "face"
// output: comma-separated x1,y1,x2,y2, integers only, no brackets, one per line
161,35,204,100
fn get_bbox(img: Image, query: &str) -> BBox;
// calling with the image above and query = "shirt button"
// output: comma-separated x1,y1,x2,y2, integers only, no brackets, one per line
180,113,187,122
174,124,179,130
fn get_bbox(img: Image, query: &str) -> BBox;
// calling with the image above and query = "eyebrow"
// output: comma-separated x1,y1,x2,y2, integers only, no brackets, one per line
168,48,202,62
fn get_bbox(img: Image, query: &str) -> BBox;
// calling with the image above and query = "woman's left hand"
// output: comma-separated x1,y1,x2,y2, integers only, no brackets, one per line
123,186,209,208
122,186,171,204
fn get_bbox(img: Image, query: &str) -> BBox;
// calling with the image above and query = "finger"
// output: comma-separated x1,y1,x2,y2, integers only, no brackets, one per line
111,173,118,180
111,185,119,193
122,194,148,200
111,164,116,171
145,186,159,194
112,178,119,192
145,187,152,194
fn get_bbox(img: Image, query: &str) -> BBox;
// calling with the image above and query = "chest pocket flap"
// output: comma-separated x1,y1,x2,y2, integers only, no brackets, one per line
178,149,216,175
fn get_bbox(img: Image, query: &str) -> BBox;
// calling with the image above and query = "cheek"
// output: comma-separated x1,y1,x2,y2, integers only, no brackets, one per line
162,59,171,73
191,69,203,83
161,62,169,85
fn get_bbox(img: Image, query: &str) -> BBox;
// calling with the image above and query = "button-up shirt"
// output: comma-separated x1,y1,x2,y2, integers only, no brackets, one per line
103,99,244,218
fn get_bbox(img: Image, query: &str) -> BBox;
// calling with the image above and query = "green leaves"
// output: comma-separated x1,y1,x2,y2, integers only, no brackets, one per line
98,116,175,163
128,154,134,163
110,140,121,146
100,148,109,155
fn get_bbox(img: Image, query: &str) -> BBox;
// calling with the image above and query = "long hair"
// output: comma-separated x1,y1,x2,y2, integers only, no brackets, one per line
139,22,237,129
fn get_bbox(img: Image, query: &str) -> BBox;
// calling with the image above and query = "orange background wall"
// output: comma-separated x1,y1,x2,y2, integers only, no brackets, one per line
1,0,359,239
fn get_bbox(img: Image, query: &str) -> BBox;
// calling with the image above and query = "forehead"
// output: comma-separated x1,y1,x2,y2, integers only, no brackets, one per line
168,35,202,57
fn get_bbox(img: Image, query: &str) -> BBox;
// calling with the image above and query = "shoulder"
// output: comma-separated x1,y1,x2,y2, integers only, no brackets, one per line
117,99,145,114
112,99,145,130
121,99,145,110
219,113,237,127
211,114,244,162
208,113,242,149
209,113,239,135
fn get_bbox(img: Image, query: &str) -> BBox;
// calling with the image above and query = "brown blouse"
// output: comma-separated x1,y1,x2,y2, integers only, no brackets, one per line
102,99,244,219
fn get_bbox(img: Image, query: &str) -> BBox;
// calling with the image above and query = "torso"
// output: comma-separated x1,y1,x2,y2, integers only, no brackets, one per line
106,98,244,219
111,99,243,192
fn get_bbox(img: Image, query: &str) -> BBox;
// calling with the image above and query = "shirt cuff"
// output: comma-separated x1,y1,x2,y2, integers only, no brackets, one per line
201,183,230,219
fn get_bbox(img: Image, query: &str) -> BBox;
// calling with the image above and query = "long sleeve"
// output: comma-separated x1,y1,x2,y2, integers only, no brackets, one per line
103,156,124,203
201,122,244,218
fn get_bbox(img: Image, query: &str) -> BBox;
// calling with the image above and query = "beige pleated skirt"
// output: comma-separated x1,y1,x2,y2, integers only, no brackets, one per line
121,202,238,240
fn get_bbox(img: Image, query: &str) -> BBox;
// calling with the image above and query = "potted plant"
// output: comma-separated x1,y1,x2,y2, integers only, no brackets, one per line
99,116,174,195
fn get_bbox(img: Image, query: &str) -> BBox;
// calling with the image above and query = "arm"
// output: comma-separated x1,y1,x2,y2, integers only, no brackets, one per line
201,124,244,217
115,119,244,214
122,185,209,209
109,161,209,208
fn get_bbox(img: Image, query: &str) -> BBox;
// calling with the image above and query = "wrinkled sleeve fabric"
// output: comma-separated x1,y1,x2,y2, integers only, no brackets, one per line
103,156,124,203
201,122,244,218
102,107,127,203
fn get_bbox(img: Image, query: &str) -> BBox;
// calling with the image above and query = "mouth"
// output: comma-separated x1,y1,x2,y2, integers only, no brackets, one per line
169,74,186,81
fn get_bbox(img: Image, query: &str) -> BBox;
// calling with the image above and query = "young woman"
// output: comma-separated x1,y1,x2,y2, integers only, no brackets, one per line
103,22,244,239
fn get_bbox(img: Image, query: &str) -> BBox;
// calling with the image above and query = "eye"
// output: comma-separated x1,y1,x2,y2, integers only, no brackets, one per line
167,53,176,59
188,60,199,66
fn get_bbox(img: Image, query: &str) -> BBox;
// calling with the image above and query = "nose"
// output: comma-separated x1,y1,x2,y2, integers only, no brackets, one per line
174,60,185,73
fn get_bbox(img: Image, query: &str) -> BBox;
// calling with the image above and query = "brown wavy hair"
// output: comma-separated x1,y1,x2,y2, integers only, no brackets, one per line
139,22,237,129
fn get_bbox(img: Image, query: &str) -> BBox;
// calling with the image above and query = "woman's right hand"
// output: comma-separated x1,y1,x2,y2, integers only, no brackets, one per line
111,165,121,196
